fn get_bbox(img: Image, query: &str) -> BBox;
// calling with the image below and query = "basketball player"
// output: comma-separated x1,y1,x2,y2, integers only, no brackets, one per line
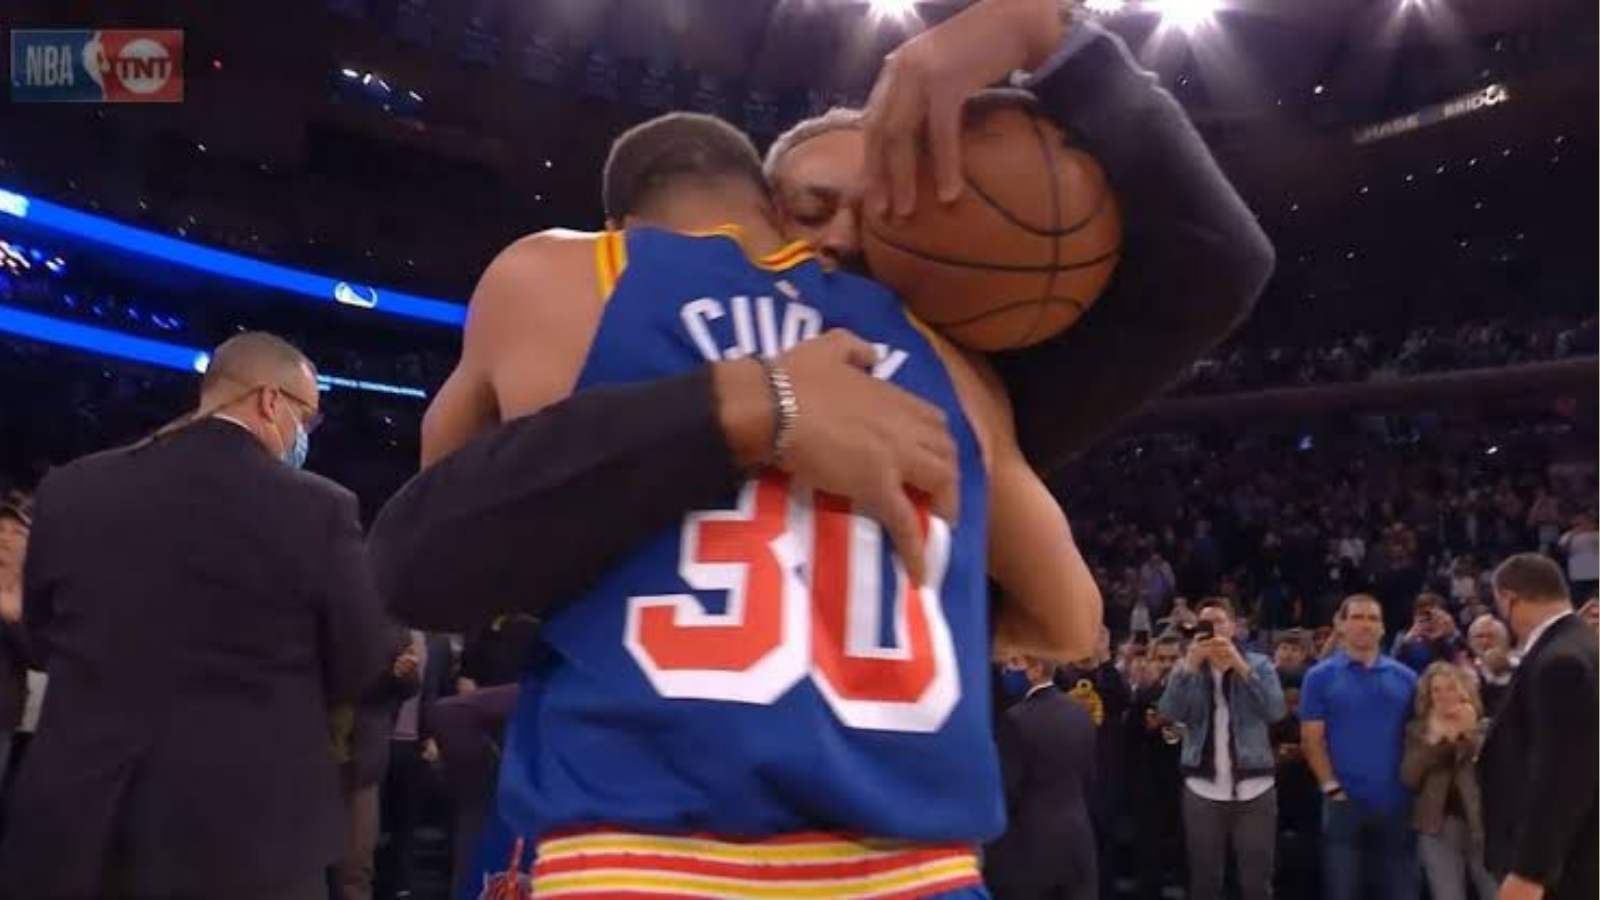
766,0,1275,469
410,109,1099,898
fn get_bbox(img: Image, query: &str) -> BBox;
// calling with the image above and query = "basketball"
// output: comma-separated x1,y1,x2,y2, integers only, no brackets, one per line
861,101,1122,352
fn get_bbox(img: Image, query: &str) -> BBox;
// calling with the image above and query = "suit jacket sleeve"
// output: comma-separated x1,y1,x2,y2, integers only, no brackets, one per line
369,368,744,633
318,488,400,704
19,471,62,669
1006,21,1276,470
1512,652,1599,886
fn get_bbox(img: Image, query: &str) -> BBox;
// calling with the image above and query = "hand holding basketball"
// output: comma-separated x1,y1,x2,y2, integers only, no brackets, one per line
862,0,1065,216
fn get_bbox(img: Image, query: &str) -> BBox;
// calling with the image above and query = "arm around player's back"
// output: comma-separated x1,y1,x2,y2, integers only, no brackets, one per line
373,233,749,632
971,360,1102,660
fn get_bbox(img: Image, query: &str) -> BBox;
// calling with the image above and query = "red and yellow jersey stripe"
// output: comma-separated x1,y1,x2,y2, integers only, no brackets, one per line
529,828,982,899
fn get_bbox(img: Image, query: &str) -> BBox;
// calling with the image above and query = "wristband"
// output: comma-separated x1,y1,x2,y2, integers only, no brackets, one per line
757,356,799,465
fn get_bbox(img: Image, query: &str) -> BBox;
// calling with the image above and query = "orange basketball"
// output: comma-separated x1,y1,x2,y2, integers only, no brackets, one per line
862,101,1122,352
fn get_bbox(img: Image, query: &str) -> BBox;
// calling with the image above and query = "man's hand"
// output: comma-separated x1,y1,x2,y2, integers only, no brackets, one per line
1483,646,1513,676
421,738,441,766
1497,874,1545,900
1207,638,1251,676
861,0,1064,217
393,649,420,680
455,676,478,696
0,584,20,625
714,329,959,585
1184,639,1209,673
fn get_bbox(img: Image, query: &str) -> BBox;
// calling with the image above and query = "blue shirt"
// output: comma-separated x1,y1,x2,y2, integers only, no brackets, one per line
1300,650,1417,813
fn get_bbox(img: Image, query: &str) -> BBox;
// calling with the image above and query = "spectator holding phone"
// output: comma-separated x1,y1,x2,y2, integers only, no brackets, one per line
1159,598,1288,900
1393,593,1467,675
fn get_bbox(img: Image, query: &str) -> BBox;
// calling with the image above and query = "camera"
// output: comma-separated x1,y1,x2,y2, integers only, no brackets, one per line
1195,620,1215,641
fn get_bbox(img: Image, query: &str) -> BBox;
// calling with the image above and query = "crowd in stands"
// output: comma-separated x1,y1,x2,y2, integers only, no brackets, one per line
1182,315,1598,395
1061,415,1598,641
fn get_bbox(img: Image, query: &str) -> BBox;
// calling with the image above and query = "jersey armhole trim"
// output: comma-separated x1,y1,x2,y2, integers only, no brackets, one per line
594,230,629,302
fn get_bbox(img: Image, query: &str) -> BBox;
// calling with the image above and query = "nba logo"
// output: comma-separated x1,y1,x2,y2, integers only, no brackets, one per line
10,29,183,103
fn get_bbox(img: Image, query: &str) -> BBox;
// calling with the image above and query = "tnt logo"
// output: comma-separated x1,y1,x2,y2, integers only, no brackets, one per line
10,29,183,103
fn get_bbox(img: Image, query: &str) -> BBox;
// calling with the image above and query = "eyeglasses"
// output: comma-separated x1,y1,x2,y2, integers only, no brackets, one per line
272,386,324,434
276,387,325,434
215,372,324,434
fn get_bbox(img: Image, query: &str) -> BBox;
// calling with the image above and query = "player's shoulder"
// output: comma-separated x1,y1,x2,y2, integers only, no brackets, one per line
485,229,602,278
466,229,606,328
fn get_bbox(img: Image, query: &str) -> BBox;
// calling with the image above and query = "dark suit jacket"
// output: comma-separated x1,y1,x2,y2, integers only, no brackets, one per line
985,686,1098,897
0,419,394,899
343,630,420,791
1479,614,1599,900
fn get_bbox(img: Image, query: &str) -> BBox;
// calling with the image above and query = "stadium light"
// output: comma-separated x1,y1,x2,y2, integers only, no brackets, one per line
866,0,919,21
0,186,465,326
0,305,428,399
1159,0,1219,30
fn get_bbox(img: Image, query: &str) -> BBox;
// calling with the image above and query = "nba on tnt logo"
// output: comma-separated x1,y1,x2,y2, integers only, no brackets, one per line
10,29,184,103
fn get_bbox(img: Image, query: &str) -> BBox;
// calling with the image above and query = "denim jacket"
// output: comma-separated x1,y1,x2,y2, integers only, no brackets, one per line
1157,646,1287,782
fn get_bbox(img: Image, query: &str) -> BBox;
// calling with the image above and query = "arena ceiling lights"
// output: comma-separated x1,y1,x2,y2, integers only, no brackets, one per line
0,187,465,328
1082,0,1226,30
0,305,428,399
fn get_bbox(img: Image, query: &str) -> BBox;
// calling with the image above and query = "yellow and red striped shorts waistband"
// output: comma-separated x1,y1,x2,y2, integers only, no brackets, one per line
531,828,983,899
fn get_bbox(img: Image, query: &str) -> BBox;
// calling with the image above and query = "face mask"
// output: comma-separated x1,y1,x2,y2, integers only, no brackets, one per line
280,414,309,470
1000,668,1032,698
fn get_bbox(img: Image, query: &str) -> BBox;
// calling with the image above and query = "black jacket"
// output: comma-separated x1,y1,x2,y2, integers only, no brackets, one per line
343,629,421,791
0,419,394,898
985,686,1098,894
1479,614,1598,900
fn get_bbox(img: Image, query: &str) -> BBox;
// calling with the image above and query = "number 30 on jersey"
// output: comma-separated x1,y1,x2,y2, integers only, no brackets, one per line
624,472,961,733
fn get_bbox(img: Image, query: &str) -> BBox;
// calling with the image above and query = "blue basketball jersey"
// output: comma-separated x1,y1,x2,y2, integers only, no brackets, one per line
494,226,1003,847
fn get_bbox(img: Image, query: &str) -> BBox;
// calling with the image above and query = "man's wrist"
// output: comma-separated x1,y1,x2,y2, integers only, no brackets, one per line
1320,781,1346,797
1001,0,1069,72
710,359,775,469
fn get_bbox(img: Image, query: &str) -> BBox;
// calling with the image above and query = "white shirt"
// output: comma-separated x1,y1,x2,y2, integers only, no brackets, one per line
1562,530,1599,581
1185,668,1274,803
1025,682,1055,702
1519,610,1573,656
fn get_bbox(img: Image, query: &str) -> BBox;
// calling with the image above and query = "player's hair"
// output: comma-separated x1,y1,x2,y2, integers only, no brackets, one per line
200,331,313,398
762,107,863,182
1492,553,1571,604
1337,593,1383,620
603,112,769,222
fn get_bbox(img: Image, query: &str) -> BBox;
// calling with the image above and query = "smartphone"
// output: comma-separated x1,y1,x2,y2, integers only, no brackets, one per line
1132,630,1151,647
1195,620,1215,641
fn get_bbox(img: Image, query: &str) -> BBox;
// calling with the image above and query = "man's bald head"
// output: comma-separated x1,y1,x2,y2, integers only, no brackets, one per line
1468,614,1510,654
200,332,315,405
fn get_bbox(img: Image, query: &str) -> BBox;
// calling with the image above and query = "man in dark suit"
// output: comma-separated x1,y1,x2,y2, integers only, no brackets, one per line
335,633,420,900
1480,553,1599,900
0,332,394,900
986,654,1097,900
